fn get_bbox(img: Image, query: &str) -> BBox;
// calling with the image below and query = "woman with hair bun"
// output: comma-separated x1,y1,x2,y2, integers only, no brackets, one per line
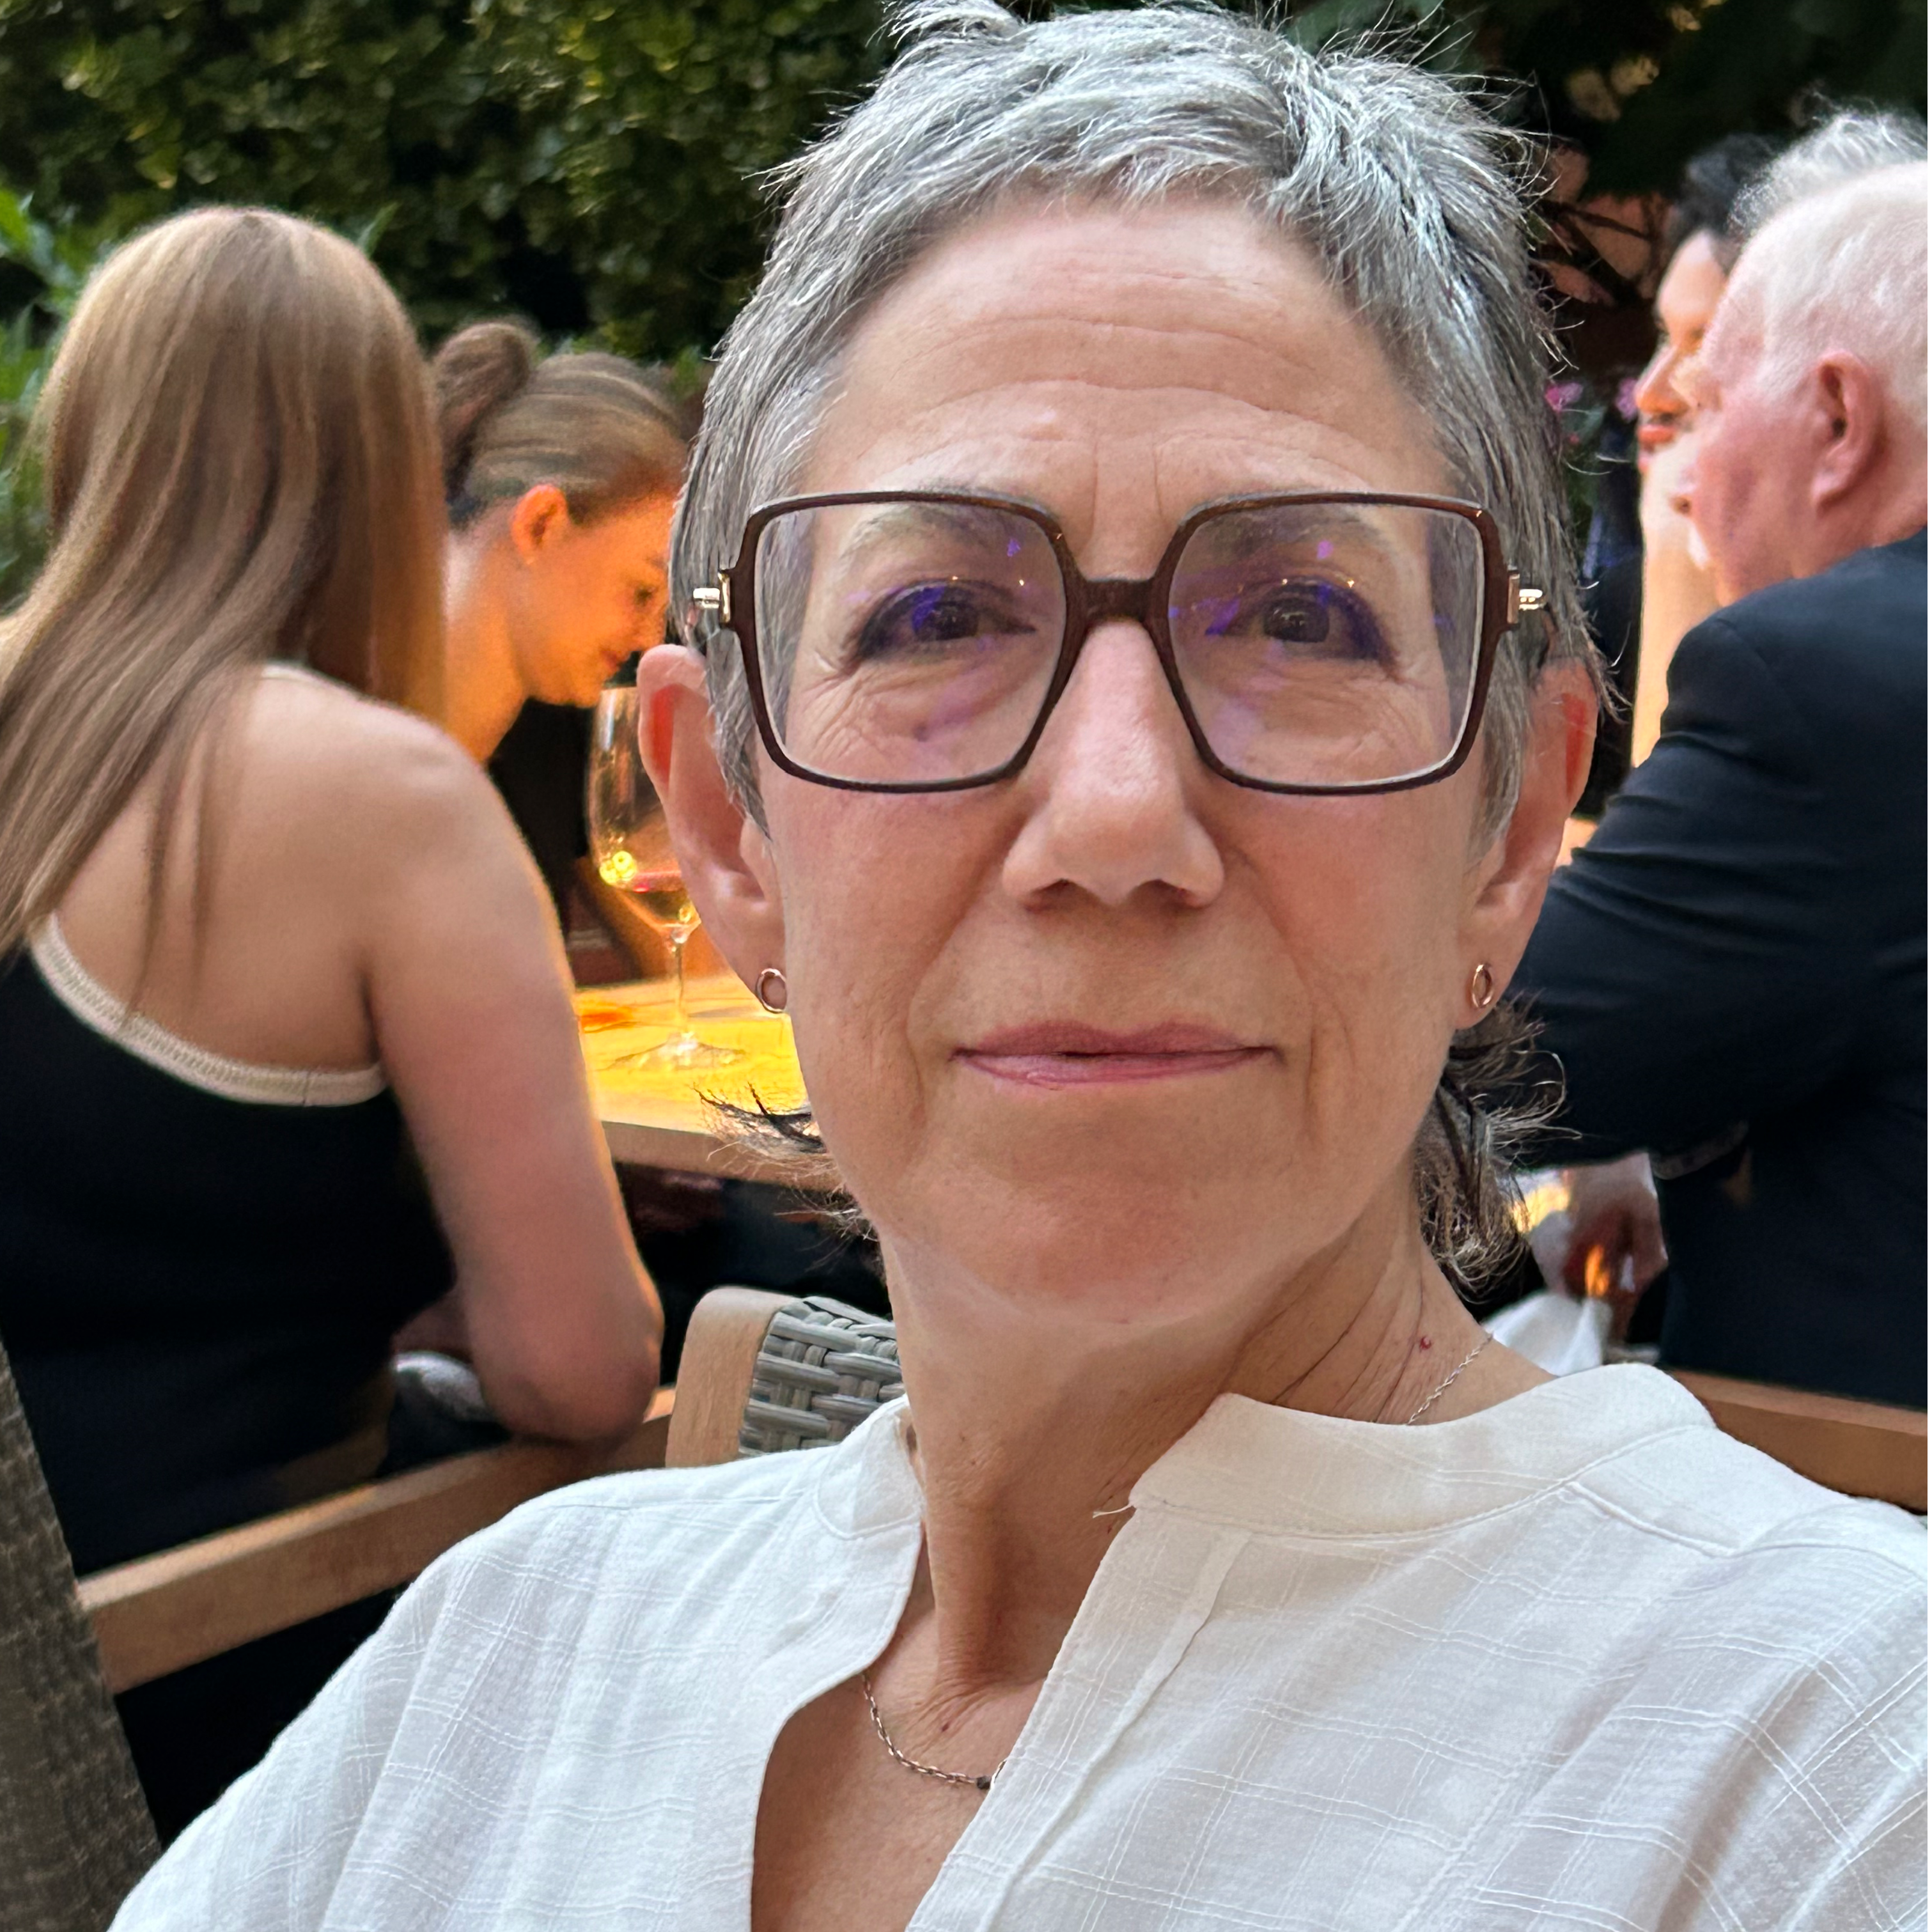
433,321,694,929
426,321,885,1362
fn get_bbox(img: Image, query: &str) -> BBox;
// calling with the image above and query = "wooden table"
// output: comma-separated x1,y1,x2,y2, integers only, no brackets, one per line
579,974,810,1180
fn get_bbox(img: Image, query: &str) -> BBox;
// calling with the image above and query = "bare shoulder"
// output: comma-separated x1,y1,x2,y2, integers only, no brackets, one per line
243,666,485,802
237,667,517,864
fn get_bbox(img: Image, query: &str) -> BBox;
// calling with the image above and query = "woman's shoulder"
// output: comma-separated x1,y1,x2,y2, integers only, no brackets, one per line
235,666,526,908
1566,1367,1922,1564
1544,1370,1926,1697
244,666,488,818
109,1429,919,1929
476,1442,864,1566
311,1431,917,1752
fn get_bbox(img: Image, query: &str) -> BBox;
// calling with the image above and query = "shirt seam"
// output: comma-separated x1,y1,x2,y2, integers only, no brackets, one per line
484,1440,919,1546
1568,1484,1928,1573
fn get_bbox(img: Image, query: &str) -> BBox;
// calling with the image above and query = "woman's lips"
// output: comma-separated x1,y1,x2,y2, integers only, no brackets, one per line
1637,419,1678,451
956,1022,1270,1087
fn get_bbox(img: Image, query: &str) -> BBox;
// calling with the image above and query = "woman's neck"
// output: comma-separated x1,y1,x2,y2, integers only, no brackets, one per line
886,1179,1539,1701
442,530,530,763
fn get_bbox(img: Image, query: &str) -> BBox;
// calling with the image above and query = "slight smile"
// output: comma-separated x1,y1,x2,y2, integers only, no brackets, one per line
957,1023,1273,1088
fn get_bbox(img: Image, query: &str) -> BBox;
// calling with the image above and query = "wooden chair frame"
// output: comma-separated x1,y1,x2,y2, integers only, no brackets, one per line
79,1389,678,1696
63,1311,1928,1699
65,1288,791,1702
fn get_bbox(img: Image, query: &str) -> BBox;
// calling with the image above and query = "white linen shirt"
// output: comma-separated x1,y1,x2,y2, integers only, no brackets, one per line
114,1366,1926,1931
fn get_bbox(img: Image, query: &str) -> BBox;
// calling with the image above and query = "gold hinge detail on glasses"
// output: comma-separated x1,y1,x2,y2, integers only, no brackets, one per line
691,575,732,625
1507,573,1546,624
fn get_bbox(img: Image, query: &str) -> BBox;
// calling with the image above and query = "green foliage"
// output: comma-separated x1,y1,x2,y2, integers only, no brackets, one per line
0,0,887,354
0,0,1919,355
0,0,1917,602
1531,0,1928,196
0,187,118,604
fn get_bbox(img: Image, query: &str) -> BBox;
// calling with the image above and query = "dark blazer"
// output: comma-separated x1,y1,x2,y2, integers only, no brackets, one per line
1513,530,1927,1406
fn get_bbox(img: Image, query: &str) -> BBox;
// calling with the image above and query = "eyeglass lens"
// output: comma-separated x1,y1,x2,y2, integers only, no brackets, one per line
751,497,1484,788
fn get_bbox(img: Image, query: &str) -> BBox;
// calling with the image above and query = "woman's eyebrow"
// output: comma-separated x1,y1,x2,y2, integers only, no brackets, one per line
1184,502,1411,568
833,497,1033,566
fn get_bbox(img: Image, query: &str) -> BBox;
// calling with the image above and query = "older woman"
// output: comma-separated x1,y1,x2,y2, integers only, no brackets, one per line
115,6,1924,1928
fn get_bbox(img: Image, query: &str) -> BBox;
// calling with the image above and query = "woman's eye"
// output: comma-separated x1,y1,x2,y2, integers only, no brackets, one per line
851,581,1024,662
1208,579,1389,665
1259,588,1333,644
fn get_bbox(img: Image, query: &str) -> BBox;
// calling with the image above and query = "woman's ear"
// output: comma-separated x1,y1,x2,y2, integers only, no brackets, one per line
1459,657,1597,988
508,484,572,565
634,644,784,988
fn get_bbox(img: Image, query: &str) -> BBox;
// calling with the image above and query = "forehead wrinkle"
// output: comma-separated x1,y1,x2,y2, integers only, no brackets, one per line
850,208,1411,409
808,207,1453,568
822,370,1440,501
880,303,1398,430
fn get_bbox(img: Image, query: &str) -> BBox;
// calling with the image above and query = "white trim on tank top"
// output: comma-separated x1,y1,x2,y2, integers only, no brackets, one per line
29,915,386,1107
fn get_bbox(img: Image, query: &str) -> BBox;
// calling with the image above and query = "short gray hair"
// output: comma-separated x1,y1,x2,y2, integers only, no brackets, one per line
1736,107,1928,238
673,0,1585,836
673,0,1587,1288
1725,160,1929,439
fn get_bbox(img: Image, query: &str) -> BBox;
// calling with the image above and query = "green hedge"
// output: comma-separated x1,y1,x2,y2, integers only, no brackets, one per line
0,0,1918,604
0,0,1919,357
0,0,890,355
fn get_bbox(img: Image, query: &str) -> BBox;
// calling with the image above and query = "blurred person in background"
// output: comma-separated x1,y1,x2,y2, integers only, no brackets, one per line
1734,106,1929,238
432,318,886,1373
1554,109,1927,1333
434,318,696,948
1624,113,1926,770
1626,133,1782,767
1517,155,1928,1406
0,210,660,1837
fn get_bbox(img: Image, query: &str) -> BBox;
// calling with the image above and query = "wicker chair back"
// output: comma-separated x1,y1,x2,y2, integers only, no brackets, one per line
740,1297,904,1458
0,1335,157,1931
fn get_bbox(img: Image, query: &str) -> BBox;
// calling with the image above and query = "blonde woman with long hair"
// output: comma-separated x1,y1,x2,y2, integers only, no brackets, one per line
0,208,659,1838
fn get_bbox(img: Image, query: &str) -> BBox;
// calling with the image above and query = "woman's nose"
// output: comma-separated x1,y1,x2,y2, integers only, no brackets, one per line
1633,341,1687,421
1001,621,1224,910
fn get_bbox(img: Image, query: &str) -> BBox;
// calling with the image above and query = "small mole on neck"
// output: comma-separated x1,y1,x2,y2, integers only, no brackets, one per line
1418,1336,1433,1350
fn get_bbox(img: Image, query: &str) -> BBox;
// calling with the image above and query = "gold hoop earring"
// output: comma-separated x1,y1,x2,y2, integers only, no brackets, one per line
754,967,789,1015
1468,962,1497,1013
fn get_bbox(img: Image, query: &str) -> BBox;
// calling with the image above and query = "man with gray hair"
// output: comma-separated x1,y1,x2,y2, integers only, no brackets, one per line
1734,105,1926,238
1515,153,1927,1406
1690,160,1926,604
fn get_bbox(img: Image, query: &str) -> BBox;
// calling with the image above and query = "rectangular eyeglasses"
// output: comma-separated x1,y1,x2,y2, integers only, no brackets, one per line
691,490,1545,795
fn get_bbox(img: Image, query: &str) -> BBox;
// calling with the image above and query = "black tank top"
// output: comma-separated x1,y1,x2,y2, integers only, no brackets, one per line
0,923,453,1573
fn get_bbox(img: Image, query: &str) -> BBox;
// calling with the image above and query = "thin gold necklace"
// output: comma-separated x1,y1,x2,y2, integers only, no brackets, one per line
861,1671,1004,1794
1405,1330,1493,1424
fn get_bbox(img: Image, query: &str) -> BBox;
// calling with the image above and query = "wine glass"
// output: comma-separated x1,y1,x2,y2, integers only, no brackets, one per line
587,685,742,1070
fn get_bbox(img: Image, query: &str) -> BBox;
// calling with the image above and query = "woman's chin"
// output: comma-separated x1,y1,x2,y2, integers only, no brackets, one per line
900,1224,1259,1330
872,1141,1312,1314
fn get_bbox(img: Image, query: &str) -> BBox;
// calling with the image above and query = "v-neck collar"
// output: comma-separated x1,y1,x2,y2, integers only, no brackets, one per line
1128,1366,1713,1538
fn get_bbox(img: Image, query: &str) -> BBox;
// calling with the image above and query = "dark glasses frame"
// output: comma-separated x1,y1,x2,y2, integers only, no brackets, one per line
691,489,1545,797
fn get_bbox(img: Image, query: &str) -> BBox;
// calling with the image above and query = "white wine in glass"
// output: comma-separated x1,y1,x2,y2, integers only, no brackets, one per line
588,685,742,1070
